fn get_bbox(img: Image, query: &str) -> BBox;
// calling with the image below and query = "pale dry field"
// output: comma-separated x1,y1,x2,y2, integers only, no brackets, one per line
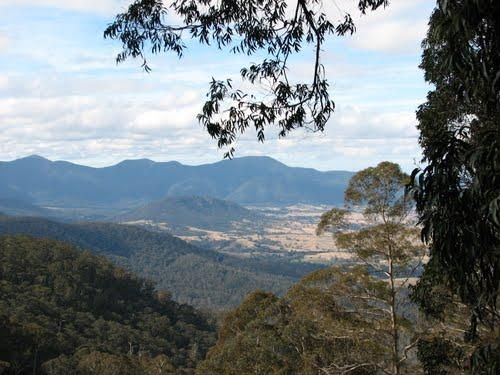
170,205,370,263
123,205,422,265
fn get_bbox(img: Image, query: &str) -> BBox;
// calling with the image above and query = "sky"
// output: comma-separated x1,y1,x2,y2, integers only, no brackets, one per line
0,0,436,172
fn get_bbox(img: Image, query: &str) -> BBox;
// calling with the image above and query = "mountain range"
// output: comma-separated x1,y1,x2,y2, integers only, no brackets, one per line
0,155,353,214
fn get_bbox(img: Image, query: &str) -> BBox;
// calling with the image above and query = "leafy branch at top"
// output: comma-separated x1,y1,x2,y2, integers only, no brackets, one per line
104,0,388,157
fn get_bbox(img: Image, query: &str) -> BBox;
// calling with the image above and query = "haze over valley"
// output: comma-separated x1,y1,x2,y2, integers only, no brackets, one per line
0,155,360,269
0,154,360,310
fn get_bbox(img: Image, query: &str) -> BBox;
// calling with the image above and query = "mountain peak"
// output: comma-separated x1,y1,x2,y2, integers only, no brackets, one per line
114,158,157,169
118,158,154,164
1,155,353,207
213,155,287,171
7,155,51,164
24,154,49,161
232,155,284,164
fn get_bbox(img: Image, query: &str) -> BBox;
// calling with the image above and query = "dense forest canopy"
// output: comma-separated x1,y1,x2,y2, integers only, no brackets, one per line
408,1,499,369
0,214,320,310
198,266,419,374
0,235,216,374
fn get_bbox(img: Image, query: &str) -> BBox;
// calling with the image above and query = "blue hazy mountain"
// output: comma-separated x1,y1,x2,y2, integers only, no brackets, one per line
0,155,353,208
0,198,56,218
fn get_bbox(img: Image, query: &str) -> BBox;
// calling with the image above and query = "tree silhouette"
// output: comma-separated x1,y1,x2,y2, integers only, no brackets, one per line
104,0,388,157
408,2,499,370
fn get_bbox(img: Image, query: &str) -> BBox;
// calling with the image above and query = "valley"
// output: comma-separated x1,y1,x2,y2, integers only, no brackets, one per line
0,213,321,311
0,156,360,311
0,155,363,267
121,204,368,264
0,155,417,310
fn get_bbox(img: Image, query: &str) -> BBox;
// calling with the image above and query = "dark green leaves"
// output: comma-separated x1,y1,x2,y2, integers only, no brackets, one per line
0,235,216,373
409,0,500,368
104,0,388,155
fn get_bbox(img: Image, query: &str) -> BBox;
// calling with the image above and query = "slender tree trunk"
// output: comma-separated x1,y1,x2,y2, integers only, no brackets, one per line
388,255,400,375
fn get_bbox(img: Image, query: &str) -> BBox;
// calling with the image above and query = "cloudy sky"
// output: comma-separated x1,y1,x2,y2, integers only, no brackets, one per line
0,0,435,171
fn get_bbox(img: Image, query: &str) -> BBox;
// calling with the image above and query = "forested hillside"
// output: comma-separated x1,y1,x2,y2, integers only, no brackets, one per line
197,265,474,374
115,195,260,231
198,267,419,374
0,235,216,374
0,199,56,219
0,214,320,309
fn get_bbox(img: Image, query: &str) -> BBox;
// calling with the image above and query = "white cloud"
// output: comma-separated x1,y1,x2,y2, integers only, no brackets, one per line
330,105,419,139
229,130,421,172
0,33,9,53
351,20,426,53
0,0,430,171
0,76,8,89
0,83,421,171
344,0,435,53
0,0,130,15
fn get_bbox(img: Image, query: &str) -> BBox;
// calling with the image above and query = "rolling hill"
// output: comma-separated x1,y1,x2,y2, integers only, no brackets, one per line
0,235,216,373
0,155,353,212
0,214,320,310
115,195,260,230
0,198,56,218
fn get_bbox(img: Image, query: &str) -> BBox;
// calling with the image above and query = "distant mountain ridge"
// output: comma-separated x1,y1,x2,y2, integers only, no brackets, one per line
0,155,354,209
